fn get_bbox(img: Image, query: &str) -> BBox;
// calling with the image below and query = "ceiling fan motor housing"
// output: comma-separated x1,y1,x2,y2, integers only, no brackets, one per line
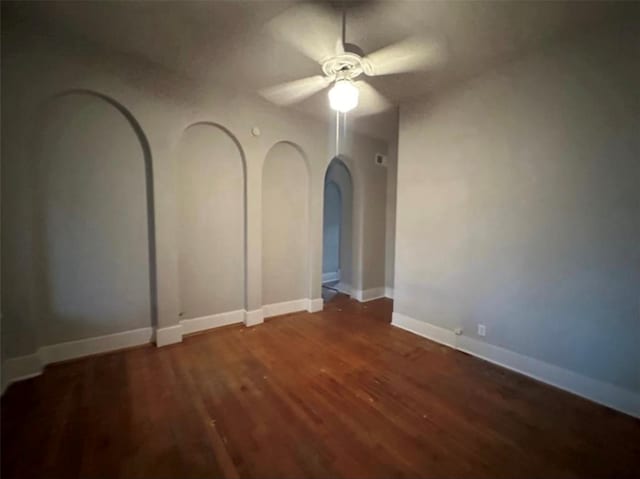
322,43,374,80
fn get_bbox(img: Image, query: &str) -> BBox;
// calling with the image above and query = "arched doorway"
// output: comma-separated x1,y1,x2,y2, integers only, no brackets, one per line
323,181,342,284
323,157,353,302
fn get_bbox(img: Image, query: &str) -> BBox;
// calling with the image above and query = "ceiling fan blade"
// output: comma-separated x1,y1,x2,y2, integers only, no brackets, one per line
363,36,446,76
352,81,393,117
267,3,342,64
259,75,332,106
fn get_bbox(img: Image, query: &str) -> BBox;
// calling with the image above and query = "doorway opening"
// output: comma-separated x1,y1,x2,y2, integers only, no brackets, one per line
322,157,353,303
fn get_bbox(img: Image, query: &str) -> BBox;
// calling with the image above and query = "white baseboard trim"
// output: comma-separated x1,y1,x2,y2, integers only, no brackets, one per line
1,353,44,393
308,298,324,313
181,310,245,335
244,308,264,327
322,271,341,283
160,308,254,344
391,312,640,419
391,312,457,348
263,299,308,319
457,335,640,419
2,326,154,394
385,287,394,299
2,299,322,394
335,282,351,295
261,297,324,319
353,287,386,303
41,327,154,364
154,325,183,347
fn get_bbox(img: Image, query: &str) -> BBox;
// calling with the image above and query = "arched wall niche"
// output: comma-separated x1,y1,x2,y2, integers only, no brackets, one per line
31,89,157,345
182,121,247,177
262,141,311,305
265,140,311,176
176,122,247,318
323,156,356,294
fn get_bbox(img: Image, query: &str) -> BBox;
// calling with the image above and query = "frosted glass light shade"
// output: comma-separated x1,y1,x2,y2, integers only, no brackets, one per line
328,80,359,113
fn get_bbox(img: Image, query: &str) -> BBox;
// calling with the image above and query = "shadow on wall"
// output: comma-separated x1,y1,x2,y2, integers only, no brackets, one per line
31,90,157,344
176,122,247,318
262,141,311,305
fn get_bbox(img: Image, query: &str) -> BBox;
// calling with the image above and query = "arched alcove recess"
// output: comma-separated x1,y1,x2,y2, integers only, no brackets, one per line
324,157,355,294
176,122,247,318
32,90,156,344
262,141,311,305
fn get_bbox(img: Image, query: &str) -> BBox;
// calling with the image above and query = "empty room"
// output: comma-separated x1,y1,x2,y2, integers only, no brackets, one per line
1,1,639,478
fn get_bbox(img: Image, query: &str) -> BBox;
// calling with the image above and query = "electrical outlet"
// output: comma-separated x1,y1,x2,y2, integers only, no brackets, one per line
477,324,486,337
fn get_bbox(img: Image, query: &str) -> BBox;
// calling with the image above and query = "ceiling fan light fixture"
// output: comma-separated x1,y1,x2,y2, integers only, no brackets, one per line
328,79,359,113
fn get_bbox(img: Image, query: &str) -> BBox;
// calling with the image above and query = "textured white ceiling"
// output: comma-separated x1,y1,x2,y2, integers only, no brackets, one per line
4,1,633,141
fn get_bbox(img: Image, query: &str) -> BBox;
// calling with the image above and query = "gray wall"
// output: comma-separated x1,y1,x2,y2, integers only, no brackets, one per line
396,24,639,392
322,181,341,275
360,165,388,291
177,123,245,319
385,123,398,293
1,20,390,363
348,146,387,293
262,142,310,305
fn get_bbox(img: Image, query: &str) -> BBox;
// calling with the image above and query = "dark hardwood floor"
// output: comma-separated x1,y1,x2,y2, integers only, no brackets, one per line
2,294,639,478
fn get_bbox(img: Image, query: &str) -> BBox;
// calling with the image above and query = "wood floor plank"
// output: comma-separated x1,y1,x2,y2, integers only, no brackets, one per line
2,294,639,478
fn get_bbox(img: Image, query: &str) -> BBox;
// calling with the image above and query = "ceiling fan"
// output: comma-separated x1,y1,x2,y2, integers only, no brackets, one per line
259,3,445,116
